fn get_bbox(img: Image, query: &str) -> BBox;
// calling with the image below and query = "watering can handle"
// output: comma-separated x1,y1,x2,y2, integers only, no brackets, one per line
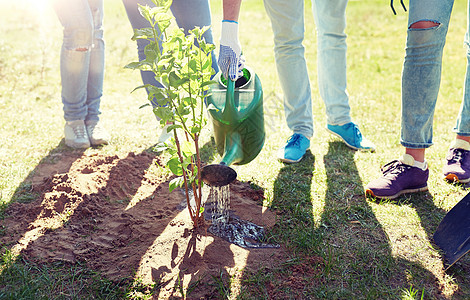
222,78,237,123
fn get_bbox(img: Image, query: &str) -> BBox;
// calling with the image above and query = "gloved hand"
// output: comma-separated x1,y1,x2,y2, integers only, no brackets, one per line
218,20,245,81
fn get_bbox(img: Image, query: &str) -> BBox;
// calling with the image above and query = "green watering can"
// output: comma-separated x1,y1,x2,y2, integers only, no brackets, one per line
201,67,265,186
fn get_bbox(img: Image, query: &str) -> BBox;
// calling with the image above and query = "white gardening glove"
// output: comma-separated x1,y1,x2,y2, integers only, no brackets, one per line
218,20,245,81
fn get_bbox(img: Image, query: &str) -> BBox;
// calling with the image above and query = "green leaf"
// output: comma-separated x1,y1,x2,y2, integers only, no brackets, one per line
161,73,169,87
155,13,173,32
167,124,182,132
169,176,184,192
124,60,153,71
152,0,172,12
124,62,142,70
137,5,153,24
132,28,155,40
168,72,182,88
146,85,167,98
148,5,168,16
201,57,211,70
200,80,217,88
144,42,160,62
167,157,183,176
190,126,201,134
139,103,151,109
188,59,197,72
130,84,154,94
154,106,173,121
176,106,190,117
153,143,168,153
181,140,195,156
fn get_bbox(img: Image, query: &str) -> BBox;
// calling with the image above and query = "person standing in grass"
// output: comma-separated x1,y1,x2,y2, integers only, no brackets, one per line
52,0,110,149
218,0,376,164
366,0,470,199
122,0,219,143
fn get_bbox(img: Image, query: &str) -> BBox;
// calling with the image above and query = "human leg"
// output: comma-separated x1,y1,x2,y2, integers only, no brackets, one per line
171,0,219,74
444,3,470,183
311,0,349,125
366,0,454,198
123,0,218,91
263,0,313,139
263,0,312,162
122,0,174,144
122,0,164,97
123,0,217,144
54,0,108,147
84,0,105,124
311,0,374,151
53,0,95,122
53,0,96,148
400,0,453,151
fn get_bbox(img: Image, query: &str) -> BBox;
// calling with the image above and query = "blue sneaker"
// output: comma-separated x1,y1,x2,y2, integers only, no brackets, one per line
327,122,375,152
277,133,310,163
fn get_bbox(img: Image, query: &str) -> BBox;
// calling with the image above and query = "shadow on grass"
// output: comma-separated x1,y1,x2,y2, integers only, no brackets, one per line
327,139,454,299
3,140,85,235
255,149,321,298
378,184,470,297
261,141,442,298
322,141,406,298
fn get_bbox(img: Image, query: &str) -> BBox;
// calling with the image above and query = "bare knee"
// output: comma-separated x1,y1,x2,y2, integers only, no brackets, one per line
409,20,440,29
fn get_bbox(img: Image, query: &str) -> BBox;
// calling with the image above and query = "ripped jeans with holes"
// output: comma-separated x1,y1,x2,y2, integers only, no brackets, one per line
53,0,104,123
400,0,470,148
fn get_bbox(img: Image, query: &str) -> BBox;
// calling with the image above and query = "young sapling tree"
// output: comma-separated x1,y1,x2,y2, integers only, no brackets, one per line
125,0,216,227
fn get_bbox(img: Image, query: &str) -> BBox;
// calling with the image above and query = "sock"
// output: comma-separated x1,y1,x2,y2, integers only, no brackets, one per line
399,154,427,170
450,139,470,151
413,160,428,170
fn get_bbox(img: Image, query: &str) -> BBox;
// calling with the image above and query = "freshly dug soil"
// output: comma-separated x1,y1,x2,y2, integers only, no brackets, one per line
1,150,283,298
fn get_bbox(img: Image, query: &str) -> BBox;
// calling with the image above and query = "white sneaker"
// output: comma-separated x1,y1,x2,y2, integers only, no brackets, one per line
64,120,90,149
85,120,110,146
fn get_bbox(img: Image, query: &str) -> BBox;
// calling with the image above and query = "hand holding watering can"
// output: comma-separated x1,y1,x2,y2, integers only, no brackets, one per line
218,18,245,81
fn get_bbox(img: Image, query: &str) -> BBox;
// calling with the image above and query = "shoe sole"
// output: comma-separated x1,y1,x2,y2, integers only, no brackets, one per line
277,148,308,164
326,128,376,152
278,156,303,164
444,173,470,184
90,141,109,147
65,140,90,149
89,138,109,146
365,185,428,200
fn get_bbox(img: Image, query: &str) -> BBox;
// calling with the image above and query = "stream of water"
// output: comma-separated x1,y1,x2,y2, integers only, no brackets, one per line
205,185,279,249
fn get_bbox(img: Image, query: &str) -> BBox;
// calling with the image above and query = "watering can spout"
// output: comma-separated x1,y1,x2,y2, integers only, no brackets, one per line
220,132,243,166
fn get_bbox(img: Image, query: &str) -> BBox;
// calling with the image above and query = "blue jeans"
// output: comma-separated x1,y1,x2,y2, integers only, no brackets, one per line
263,0,350,138
122,0,219,107
53,0,105,122
401,0,470,148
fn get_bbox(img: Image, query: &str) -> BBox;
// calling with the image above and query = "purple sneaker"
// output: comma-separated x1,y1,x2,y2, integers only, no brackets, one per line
365,155,429,199
443,147,470,184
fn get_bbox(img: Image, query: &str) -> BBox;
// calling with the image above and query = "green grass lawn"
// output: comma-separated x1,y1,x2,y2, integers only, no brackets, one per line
1,0,470,298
